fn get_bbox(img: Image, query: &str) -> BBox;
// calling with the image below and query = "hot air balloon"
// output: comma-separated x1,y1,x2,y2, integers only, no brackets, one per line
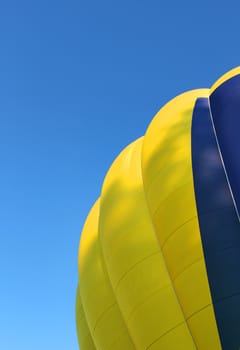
76,67,240,350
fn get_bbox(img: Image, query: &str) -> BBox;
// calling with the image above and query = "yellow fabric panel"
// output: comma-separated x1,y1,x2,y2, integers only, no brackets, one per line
141,90,222,349
108,329,138,350
152,180,196,245
146,141,192,215
188,305,222,350
141,89,208,189
162,218,202,281
76,285,96,350
99,138,160,290
210,66,240,93
93,303,134,350
174,259,211,318
126,285,195,350
148,323,197,350
99,138,196,350
78,200,135,350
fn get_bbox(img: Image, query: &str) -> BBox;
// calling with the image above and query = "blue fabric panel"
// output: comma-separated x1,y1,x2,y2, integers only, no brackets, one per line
210,74,240,217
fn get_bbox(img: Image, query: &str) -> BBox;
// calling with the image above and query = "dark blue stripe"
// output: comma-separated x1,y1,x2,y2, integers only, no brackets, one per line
191,98,240,350
210,74,240,217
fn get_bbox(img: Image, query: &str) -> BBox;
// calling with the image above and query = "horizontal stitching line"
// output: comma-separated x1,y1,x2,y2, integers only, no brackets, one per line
173,256,203,282
158,205,233,251
93,302,116,332
114,250,160,291
126,284,171,323
151,179,192,216
146,320,184,350
215,291,240,304
161,216,197,249
146,303,212,349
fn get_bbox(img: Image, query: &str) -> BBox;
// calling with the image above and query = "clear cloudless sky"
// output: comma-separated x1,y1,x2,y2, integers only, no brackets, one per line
0,0,239,349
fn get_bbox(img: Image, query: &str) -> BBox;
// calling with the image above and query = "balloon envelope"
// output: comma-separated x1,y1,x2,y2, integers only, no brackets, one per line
76,67,240,350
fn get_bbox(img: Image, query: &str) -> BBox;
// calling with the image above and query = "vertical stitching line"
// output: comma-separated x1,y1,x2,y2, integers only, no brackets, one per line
140,101,198,349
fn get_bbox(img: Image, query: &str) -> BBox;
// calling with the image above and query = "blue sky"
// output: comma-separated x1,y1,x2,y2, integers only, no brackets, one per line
0,1,239,349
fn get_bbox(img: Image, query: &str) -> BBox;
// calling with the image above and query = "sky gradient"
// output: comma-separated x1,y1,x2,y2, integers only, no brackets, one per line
1,1,240,349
